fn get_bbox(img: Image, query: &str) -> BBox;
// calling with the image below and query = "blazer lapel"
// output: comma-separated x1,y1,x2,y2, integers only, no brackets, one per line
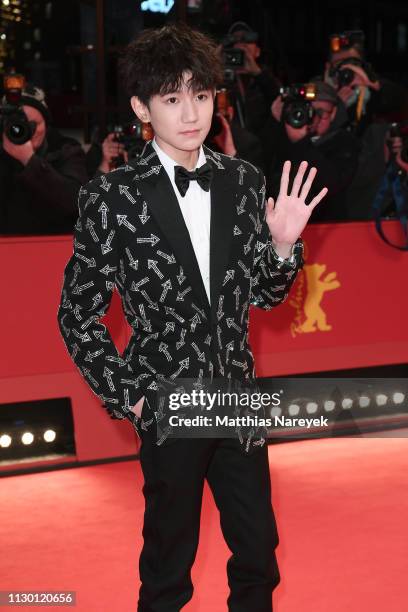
204,146,236,322
133,142,237,324
134,141,211,319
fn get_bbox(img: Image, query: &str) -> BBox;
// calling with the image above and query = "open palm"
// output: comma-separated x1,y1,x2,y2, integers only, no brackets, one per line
266,160,328,245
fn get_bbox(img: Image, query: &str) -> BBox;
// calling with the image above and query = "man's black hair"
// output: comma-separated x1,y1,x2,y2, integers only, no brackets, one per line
119,22,224,107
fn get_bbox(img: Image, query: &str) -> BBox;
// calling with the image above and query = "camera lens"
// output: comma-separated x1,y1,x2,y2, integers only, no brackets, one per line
4,110,34,145
283,101,312,129
337,68,354,87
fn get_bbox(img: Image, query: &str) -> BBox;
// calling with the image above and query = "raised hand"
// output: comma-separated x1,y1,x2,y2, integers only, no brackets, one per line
266,160,328,248
339,63,380,91
213,112,237,156
99,132,127,173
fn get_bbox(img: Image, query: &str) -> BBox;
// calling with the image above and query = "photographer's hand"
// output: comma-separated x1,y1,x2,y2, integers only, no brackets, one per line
234,43,262,76
99,132,127,173
339,63,380,93
266,160,327,257
2,134,34,166
213,112,237,156
284,122,310,143
271,96,283,121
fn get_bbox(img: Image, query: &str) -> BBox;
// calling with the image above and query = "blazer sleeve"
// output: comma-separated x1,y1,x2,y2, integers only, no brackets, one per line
250,169,304,310
56,178,145,422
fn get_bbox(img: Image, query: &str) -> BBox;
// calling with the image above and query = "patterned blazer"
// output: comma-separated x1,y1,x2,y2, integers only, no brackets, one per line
57,140,304,447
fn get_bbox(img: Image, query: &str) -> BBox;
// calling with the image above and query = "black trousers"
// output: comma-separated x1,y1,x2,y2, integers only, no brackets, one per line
137,417,280,611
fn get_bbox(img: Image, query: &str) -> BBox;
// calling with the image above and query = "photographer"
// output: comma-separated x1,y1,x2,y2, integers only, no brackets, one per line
0,81,88,235
96,132,129,174
205,89,266,171
263,81,358,222
384,125,408,175
86,131,128,179
389,128,408,217
85,122,151,179
323,30,406,136
372,124,408,221
221,21,280,141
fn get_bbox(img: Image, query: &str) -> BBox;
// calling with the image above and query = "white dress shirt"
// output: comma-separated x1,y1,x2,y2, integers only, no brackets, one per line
151,137,211,304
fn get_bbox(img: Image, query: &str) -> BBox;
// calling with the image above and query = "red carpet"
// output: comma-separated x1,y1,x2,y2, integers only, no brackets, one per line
1,438,407,611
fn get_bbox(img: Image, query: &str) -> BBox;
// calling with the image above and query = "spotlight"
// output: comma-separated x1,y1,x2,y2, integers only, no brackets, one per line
342,398,353,409
21,432,34,445
358,396,370,408
375,394,387,406
270,406,282,418
306,402,318,414
0,398,75,469
324,400,336,412
0,434,12,448
393,392,405,405
288,403,300,416
43,429,56,443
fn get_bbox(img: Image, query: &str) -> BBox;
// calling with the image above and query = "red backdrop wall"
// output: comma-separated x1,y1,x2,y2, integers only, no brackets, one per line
1,220,407,471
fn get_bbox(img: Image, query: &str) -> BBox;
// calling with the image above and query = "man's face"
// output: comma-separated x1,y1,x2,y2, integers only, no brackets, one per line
233,41,260,61
22,105,46,150
232,30,260,61
310,100,337,136
131,71,215,156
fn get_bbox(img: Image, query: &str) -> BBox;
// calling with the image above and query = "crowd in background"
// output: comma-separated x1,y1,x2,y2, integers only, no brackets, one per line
0,22,407,235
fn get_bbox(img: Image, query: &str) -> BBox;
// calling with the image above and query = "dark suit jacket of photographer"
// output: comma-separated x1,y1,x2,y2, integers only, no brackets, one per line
0,127,88,235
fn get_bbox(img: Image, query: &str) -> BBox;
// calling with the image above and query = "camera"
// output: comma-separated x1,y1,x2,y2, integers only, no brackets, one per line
220,23,259,83
280,84,317,129
334,66,355,88
220,34,245,83
330,57,378,89
387,122,408,164
111,121,150,164
207,88,231,140
0,72,36,145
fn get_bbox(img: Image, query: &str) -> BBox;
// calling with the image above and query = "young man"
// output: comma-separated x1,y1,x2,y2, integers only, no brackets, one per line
57,22,326,612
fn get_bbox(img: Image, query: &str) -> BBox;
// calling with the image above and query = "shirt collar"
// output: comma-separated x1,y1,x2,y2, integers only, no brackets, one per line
151,137,206,175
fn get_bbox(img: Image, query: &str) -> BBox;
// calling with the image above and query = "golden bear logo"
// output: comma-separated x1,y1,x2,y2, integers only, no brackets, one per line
289,247,340,337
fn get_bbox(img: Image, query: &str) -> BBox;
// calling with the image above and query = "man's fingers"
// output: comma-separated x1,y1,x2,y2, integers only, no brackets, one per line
299,166,317,201
279,160,291,198
266,196,275,213
107,144,124,155
308,187,328,211
290,160,308,197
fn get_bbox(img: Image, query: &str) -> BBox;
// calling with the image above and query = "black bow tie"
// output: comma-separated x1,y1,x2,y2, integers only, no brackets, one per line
174,162,213,197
